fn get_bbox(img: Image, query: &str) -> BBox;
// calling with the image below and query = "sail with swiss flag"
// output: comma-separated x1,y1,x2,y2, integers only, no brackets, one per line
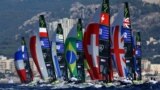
83,23,102,80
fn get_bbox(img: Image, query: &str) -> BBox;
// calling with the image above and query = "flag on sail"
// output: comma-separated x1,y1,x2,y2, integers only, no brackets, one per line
65,37,78,78
100,0,110,26
123,2,131,29
111,26,127,77
83,23,102,80
14,50,27,83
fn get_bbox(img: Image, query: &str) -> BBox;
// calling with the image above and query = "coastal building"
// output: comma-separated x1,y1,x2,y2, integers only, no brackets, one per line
150,64,160,74
48,18,77,41
141,59,151,72
0,57,38,76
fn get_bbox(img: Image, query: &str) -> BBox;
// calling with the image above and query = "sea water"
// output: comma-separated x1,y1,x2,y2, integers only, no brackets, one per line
0,82,160,90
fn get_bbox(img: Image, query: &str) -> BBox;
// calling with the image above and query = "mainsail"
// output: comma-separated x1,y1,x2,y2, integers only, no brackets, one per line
21,37,33,82
76,18,85,82
123,2,134,79
135,31,142,80
30,33,49,80
51,30,62,79
56,23,68,81
39,15,56,81
99,0,112,81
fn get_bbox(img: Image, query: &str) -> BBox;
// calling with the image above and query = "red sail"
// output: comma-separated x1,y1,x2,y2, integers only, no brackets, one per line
30,36,43,78
83,23,102,80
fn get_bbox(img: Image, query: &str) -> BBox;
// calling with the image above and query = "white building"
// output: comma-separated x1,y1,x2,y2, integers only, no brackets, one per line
0,57,38,76
48,18,77,41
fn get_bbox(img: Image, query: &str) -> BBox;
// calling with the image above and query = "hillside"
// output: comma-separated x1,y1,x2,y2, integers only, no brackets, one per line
0,0,160,63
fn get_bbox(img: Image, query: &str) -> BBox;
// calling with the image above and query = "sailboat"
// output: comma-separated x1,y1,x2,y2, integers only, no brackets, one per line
14,37,33,83
76,18,85,82
99,0,113,82
15,50,27,83
39,15,56,81
135,31,142,80
21,37,33,82
56,23,68,81
123,2,134,79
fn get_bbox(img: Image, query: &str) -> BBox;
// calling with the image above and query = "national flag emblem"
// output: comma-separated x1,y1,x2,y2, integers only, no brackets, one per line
123,18,130,29
14,50,27,83
83,23,102,80
65,37,78,77
111,26,127,77
100,13,109,26
39,28,48,37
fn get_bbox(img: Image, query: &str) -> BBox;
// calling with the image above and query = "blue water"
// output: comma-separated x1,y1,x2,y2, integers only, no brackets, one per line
0,83,160,90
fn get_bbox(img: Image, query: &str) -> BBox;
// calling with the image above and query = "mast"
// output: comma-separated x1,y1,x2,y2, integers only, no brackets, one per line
99,0,112,82
21,37,33,83
39,15,56,81
123,2,134,79
135,31,142,80
56,23,68,81
76,18,85,82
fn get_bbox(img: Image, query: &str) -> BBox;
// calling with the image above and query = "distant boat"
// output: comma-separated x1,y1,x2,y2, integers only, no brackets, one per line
21,37,33,82
14,37,33,83
135,31,142,80
14,50,27,83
